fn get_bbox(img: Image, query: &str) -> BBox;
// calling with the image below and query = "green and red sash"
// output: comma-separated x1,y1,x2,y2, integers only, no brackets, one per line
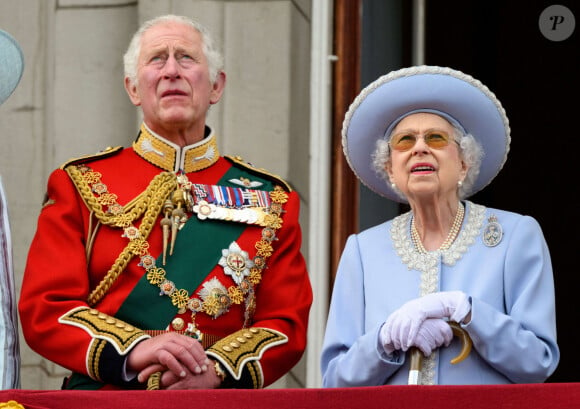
115,165,273,329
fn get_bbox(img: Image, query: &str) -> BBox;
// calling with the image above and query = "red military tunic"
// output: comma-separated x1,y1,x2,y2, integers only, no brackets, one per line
18,124,313,389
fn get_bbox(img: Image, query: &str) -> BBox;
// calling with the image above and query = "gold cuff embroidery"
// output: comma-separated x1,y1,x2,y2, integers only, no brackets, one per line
205,327,288,382
59,306,149,355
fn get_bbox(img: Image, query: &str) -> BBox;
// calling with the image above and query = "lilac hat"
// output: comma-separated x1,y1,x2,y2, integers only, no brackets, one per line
342,65,510,202
0,29,24,105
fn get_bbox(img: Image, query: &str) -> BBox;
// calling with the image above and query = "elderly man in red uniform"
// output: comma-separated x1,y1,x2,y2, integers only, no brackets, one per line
18,14,312,390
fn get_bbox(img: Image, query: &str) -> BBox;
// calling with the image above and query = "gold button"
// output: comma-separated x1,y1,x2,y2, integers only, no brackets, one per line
249,328,259,334
243,332,253,338
88,309,99,315
106,318,116,324
223,346,233,352
230,342,240,348
236,337,246,343
172,318,185,331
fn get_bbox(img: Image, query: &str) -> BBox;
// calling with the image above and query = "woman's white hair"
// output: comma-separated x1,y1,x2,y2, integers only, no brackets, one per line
371,121,484,201
123,14,224,86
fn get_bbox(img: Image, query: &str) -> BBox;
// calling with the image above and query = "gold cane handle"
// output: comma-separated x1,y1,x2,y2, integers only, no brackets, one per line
448,321,472,364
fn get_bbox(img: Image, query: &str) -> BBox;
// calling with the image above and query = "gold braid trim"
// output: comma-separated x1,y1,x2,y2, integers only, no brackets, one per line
65,165,178,306
0,400,26,409
206,327,288,384
65,165,176,227
146,371,161,390
59,307,149,352
59,307,151,382
88,338,107,381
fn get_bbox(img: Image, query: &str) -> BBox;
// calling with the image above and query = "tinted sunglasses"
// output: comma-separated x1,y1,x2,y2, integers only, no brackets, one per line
389,130,452,152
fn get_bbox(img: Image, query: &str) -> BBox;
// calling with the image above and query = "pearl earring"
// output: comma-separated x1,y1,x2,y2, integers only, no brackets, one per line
391,183,396,189
458,180,463,187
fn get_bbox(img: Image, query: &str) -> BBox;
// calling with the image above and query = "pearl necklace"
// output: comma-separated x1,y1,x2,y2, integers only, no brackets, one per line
411,202,464,253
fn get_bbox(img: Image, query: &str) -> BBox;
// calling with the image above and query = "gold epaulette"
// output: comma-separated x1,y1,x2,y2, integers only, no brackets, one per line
225,155,293,192
59,146,124,170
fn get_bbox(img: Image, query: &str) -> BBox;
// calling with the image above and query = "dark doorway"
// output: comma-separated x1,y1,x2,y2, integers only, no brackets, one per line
423,0,578,383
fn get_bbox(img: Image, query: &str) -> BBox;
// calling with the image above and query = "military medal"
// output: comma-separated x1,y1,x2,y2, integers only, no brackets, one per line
190,183,272,226
219,241,255,285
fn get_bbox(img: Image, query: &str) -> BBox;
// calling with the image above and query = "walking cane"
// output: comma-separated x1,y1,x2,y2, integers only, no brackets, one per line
408,321,472,385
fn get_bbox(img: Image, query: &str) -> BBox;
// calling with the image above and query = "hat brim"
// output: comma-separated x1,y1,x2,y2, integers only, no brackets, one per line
342,66,510,203
0,29,24,105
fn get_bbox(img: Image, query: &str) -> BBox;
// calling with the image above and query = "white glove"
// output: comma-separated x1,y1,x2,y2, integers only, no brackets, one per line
379,322,396,356
382,291,471,351
412,318,453,356
380,318,453,356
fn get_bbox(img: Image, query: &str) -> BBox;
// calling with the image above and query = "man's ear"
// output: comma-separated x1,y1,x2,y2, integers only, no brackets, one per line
209,71,226,105
124,77,141,106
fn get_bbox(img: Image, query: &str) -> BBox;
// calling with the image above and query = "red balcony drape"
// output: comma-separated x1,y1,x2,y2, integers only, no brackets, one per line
2,383,579,409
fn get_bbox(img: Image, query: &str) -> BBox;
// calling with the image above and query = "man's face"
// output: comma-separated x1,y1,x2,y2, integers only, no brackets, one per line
125,22,223,137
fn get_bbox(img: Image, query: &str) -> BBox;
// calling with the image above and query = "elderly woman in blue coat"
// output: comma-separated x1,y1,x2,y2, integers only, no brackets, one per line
320,66,559,386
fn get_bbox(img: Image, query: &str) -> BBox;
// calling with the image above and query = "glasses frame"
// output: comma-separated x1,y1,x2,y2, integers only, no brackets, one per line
389,129,454,152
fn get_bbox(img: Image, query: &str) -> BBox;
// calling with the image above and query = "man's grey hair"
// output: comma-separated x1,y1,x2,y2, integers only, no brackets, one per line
123,14,224,86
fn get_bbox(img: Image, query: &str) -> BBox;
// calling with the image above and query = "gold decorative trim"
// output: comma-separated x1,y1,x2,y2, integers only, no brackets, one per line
88,338,107,381
206,327,288,383
134,124,220,173
66,164,176,228
146,371,161,390
183,140,218,173
133,127,177,172
0,401,25,409
59,307,149,356
60,146,124,170
246,360,262,388
65,164,177,306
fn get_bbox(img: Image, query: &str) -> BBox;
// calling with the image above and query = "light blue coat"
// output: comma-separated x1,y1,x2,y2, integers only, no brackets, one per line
0,177,20,389
321,201,559,386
